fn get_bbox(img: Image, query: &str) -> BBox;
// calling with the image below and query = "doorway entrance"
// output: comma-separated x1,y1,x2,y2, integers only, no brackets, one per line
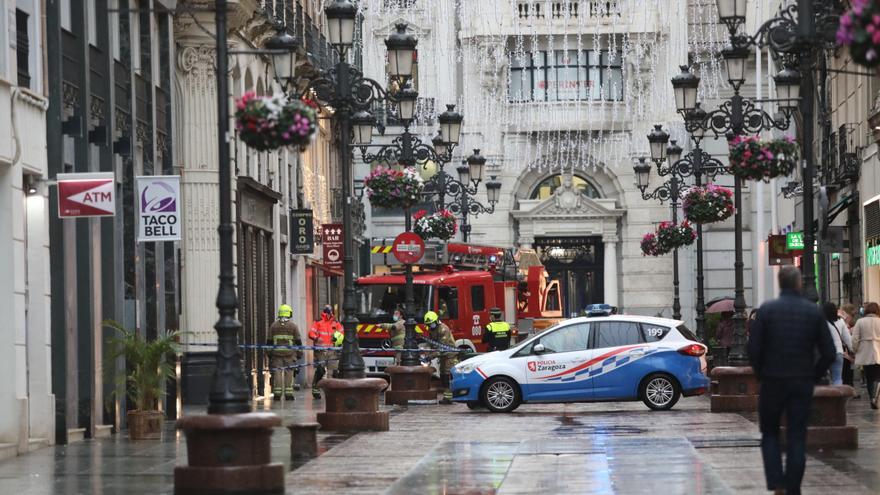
534,236,604,317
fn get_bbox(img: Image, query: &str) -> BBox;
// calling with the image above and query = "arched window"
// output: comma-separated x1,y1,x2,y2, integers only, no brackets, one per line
530,174,601,200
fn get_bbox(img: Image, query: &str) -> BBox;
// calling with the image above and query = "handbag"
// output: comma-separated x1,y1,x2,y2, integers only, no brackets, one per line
835,321,855,362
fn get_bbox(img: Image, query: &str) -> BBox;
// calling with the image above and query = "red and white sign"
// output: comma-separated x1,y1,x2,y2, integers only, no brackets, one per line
392,232,425,265
57,173,116,218
322,223,344,272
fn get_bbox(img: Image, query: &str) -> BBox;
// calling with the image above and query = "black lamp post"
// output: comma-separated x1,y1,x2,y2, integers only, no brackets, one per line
353,73,461,368
448,150,500,243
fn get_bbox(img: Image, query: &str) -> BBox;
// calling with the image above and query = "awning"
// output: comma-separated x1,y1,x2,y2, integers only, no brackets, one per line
810,192,855,234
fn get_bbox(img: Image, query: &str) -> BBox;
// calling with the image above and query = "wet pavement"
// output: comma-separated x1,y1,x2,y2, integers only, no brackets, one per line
0,391,877,494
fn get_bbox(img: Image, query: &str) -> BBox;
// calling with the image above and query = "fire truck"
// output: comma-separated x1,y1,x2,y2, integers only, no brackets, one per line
356,241,564,373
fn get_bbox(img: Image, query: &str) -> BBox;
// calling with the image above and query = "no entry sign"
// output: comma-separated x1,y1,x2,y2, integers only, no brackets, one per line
57,172,116,218
392,232,425,265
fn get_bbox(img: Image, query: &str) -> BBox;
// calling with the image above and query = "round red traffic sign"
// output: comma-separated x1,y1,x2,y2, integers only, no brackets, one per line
392,232,425,265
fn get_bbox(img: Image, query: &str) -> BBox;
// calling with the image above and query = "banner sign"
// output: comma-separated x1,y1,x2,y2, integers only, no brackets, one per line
322,224,344,272
868,245,880,267
290,209,314,254
137,175,181,242
57,172,116,218
786,231,804,251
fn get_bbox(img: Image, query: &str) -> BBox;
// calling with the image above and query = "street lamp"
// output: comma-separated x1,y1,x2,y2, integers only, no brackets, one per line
485,176,502,205
324,0,358,48
467,148,486,185
432,132,449,160
385,23,417,80
773,66,802,111
633,158,652,190
671,65,700,113
265,24,297,88
647,124,670,162
438,104,464,145
721,45,750,91
352,111,375,146
396,85,419,122
456,162,470,185
715,0,748,31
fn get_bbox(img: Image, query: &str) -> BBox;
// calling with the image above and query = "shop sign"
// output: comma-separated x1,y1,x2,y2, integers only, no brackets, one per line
322,224,343,272
868,245,880,267
137,175,181,241
768,235,793,266
786,232,804,251
57,172,116,218
290,209,314,255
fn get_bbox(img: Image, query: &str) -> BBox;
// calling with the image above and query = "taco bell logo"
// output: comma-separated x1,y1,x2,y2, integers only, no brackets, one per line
141,181,177,213
137,176,181,242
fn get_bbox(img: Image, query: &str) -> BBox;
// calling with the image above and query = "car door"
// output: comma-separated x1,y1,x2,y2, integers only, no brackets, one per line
590,320,652,399
516,322,595,402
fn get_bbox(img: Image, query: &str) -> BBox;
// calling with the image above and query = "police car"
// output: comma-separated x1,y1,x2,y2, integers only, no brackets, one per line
451,315,709,412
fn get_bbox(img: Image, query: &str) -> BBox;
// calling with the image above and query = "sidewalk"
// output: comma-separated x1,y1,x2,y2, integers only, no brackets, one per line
0,393,877,494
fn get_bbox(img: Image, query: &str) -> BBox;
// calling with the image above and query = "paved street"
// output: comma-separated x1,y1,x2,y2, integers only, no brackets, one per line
0,393,877,494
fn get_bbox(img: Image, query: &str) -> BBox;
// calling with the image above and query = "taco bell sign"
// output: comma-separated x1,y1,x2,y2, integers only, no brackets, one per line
137,175,181,242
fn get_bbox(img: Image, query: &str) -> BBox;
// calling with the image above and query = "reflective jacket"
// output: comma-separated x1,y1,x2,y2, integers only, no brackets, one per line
309,313,343,347
484,321,511,350
268,319,302,359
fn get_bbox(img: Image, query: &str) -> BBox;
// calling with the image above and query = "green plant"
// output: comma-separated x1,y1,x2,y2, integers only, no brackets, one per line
104,320,182,412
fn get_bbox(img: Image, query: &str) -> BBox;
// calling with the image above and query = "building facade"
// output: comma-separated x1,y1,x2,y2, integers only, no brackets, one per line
0,0,52,459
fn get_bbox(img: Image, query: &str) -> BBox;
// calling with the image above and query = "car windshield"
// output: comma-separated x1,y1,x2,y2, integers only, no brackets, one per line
359,284,432,320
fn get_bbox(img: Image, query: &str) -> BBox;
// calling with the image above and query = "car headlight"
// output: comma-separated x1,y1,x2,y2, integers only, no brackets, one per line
455,362,477,374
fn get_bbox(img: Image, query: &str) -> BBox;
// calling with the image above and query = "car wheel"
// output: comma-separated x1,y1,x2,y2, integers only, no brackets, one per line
480,376,521,413
640,373,681,411
466,401,483,410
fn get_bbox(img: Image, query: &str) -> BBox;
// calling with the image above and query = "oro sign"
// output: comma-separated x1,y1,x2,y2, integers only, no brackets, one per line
137,176,181,242
57,172,116,218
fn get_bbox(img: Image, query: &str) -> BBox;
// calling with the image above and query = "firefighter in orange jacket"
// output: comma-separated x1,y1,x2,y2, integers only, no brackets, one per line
308,305,344,399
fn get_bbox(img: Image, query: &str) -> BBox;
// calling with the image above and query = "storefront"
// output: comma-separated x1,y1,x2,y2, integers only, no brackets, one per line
865,196,880,303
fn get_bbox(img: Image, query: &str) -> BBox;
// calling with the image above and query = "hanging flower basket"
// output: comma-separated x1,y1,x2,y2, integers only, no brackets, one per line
728,135,799,181
234,92,317,151
682,183,735,224
641,232,667,257
656,221,697,252
364,166,424,209
413,209,457,240
837,0,880,70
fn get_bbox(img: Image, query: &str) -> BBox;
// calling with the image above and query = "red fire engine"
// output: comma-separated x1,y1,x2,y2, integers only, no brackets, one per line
356,241,564,373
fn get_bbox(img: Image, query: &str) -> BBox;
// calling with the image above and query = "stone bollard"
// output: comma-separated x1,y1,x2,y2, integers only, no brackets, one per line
710,366,759,413
287,422,320,459
781,385,857,449
384,365,437,405
317,378,390,431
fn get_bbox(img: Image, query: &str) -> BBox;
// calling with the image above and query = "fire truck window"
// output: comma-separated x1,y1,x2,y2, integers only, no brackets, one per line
437,286,459,319
545,283,561,312
471,285,486,312
364,284,431,318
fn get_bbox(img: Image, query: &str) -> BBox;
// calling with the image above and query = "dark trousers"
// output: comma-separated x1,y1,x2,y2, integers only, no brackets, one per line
758,379,814,495
865,364,880,401
842,358,854,387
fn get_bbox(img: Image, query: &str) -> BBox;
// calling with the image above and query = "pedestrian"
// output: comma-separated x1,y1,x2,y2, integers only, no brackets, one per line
380,307,406,365
852,302,880,409
268,304,303,400
308,305,344,399
839,303,858,387
424,311,458,404
483,307,512,351
747,266,836,495
823,302,853,386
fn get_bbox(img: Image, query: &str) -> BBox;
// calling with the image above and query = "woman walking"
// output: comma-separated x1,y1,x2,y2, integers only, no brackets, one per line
840,304,858,387
823,302,852,386
852,302,880,409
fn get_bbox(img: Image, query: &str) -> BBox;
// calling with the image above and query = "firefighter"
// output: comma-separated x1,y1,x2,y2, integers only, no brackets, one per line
379,307,406,365
308,305,344,399
484,307,511,351
268,304,303,400
424,311,458,404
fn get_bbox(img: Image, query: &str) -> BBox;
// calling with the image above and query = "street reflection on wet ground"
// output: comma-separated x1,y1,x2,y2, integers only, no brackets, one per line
0,392,877,494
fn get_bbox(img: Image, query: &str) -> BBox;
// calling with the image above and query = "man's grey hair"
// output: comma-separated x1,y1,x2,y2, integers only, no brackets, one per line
778,266,802,291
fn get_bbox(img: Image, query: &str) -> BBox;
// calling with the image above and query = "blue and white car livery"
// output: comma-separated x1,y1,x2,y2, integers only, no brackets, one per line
451,315,710,412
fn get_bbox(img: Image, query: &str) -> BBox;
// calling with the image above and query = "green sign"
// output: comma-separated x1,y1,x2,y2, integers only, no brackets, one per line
786,232,804,250
868,245,880,267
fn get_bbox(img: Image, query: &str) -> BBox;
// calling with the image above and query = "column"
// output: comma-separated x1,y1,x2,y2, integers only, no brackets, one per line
603,235,618,306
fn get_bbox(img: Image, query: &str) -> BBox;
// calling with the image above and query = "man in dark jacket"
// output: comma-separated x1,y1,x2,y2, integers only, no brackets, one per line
748,266,836,495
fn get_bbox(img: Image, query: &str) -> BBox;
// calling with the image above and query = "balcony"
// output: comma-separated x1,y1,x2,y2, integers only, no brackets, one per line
515,1,621,20
821,123,862,188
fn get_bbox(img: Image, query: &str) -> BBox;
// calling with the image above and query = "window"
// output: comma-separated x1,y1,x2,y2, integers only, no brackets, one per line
676,324,700,343
641,323,671,343
530,174,601,200
360,284,432,319
545,283,561,312
438,286,459,320
508,49,624,102
15,10,29,88
593,321,644,349
538,323,590,354
471,285,485,312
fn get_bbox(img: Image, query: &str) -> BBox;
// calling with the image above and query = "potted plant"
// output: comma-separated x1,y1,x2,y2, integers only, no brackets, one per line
234,92,317,151
640,232,668,257
364,166,424,209
837,0,880,72
682,183,734,224
413,209,457,240
656,220,697,252
104,320,181,440
728,135,799,181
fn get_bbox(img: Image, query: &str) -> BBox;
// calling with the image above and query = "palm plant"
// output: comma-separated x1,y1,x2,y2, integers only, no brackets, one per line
104,320,181,411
